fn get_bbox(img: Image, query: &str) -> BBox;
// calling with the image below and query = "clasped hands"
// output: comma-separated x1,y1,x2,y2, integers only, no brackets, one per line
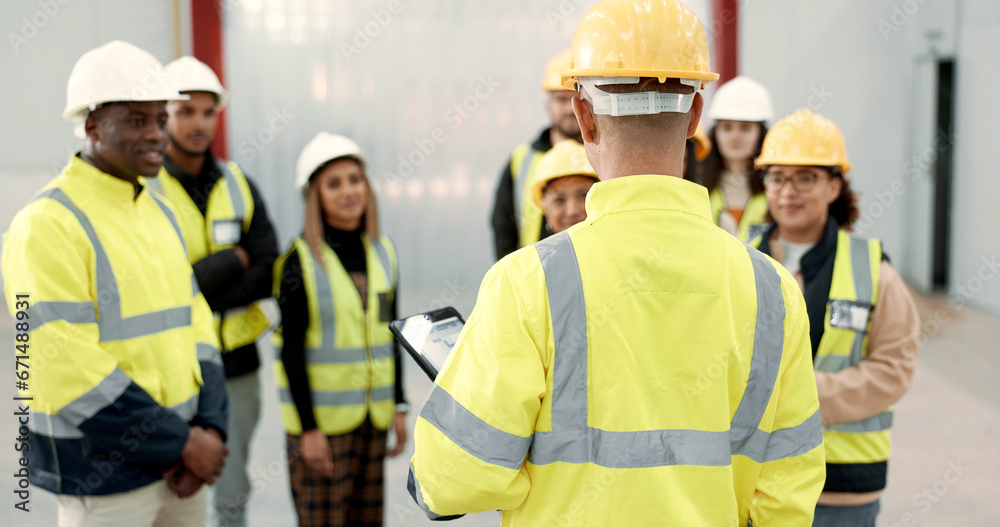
163,426,229,498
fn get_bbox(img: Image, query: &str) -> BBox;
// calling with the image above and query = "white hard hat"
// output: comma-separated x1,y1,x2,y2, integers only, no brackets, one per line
706,76,774,123
63,41,187,126
295,132,368,189
165,56,228,109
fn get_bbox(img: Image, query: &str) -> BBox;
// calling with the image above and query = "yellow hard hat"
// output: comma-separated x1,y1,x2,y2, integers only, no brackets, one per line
561,0,719,90
692,123,711,162
542,50,574,92
532,140,598,207
755,109,852,173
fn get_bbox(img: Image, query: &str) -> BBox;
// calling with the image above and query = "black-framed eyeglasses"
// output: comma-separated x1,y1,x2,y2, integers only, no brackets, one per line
763,170,829,194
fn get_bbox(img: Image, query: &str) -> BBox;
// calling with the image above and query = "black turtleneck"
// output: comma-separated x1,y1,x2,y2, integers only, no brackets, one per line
277,224,404,433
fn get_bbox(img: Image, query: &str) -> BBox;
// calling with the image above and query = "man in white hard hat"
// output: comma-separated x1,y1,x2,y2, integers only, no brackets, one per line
2,41,229,526
409,1,825,524
156,56,279,527
490,49,582,260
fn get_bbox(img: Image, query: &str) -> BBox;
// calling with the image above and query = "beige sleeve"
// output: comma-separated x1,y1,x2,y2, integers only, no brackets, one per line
814,262,920,425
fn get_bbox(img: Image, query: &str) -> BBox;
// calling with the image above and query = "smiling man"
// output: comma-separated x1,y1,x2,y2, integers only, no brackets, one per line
2,41,229,526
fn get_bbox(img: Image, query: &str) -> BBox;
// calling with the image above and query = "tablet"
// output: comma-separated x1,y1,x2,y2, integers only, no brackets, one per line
389,307,465,380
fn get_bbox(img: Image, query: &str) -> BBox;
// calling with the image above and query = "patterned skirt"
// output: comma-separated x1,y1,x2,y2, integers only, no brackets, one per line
286,419,387,527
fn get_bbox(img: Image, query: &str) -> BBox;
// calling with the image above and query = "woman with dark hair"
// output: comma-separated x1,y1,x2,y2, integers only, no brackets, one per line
750,110,919,527
701,76,772,240
273,132,408,527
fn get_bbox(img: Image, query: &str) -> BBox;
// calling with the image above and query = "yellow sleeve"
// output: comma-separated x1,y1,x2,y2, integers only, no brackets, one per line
750,278,826,525
2,203,121,413
409,259,544,518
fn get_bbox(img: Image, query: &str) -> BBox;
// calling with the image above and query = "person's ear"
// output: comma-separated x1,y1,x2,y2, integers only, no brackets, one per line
84,114,102,143
687,92,704,139
572,94,597,144
827,174,844,205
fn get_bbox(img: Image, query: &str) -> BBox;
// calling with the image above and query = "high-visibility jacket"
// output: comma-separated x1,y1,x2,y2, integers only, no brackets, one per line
751,229,891,485
273,235,398,435
1,155,225,496
145,162,275,351
511,142,547,248
410,175,825,526
709,188,769,242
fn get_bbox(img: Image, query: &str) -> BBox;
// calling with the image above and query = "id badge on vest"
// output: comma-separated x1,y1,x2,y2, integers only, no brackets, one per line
829,299,872,332
212,220,242,246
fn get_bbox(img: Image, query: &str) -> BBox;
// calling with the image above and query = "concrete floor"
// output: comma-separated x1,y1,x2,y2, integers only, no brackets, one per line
1,288,997,526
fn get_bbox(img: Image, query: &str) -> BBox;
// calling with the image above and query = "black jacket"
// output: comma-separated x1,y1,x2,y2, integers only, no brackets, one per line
490,127,555,260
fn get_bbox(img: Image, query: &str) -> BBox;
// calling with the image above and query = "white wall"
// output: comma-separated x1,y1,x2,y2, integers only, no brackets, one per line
742,0,999,317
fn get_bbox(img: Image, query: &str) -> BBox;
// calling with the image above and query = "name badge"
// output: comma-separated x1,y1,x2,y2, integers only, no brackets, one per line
212,220,242,246
829,299,872,332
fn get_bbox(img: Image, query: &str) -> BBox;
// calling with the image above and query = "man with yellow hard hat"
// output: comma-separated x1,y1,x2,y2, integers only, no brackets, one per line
490,49,582,260
409,1,825,525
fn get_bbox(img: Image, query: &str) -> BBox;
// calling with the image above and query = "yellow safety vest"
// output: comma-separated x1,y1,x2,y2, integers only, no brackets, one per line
709,188,769,242
816,231,888,464
511,143,546,248
750,229,890,466
146,162,275,351
2,155,216,444
410,175,825,526
273,235,398,435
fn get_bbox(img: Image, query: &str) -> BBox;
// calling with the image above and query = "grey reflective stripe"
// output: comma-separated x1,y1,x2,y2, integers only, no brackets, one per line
408,462,449,520
371,238,396,289
101,306,191,342
372,385,395,402
531,428,730,467
527,233,813,469
143,176,164,195
27,301,96,332
171,394,200,422
307,346,366,364
512,148,538,224
814,354,851,373
148,191,186,254
825,411,892,433
191,274,201,296
197,343,223,367
422,385,530,470
733,410,824,463
730,245,786,456
535,232,589,430
850,237,873,366
279,385,395,407
370,343,395,361
217,161,246,221
41,188,193,341
311,250,337,353
29,411,84,439
59,367,131,426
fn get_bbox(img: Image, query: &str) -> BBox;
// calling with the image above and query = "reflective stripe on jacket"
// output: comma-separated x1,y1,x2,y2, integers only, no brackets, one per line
147,162,275,350
815,231,889,463
511,143,546,248
273,235,398,435
709,188,769,242
2,155,223,495
410,174,825,526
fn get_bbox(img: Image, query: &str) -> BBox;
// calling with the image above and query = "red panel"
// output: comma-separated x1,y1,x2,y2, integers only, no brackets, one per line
711,0,739,86
190,0,229,159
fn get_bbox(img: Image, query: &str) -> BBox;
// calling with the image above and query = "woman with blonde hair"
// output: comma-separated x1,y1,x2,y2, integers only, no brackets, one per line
274,132,407,527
